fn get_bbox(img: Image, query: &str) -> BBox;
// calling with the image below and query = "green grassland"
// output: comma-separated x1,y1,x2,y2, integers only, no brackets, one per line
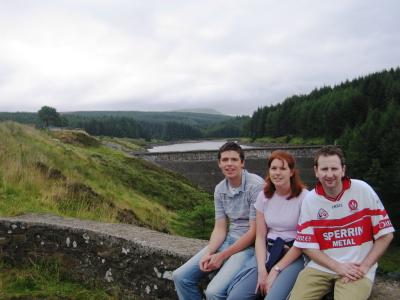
0,121,213,237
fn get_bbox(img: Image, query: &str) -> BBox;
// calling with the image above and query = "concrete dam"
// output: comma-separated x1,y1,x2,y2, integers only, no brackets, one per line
136,145,321,192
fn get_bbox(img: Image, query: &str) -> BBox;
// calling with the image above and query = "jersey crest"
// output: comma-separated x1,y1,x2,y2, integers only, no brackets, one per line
348,199,358,211
317,208,329,219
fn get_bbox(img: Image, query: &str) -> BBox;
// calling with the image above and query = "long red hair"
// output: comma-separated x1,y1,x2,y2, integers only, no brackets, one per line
264,150,305,200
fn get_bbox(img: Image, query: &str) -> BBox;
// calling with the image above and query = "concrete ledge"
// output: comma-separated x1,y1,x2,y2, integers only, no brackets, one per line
0,213,207,299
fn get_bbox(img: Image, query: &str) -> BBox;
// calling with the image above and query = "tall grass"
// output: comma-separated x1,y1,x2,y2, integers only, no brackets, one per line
0,121,213,237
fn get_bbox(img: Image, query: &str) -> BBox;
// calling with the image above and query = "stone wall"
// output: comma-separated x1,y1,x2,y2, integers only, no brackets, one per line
147,157,317,193
0,213,207,299
136,145,321,162
1,214,396,300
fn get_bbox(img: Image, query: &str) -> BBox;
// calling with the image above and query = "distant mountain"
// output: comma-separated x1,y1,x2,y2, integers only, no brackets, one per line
171,108,224,115
0,110,245,141
64,110,231,126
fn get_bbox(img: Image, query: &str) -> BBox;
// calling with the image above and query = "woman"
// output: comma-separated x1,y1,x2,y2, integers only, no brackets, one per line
227,150,308,300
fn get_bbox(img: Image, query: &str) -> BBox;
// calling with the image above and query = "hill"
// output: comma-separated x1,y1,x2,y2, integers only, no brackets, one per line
0,121,214,239
172,108,224,115
0,110,245,141
64,110,231,127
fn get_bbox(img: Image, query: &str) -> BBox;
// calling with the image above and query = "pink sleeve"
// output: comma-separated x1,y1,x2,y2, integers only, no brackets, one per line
254,190,266,213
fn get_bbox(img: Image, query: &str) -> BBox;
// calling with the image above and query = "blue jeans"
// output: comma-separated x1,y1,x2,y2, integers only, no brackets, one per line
173,236,255,300
226,256,305,300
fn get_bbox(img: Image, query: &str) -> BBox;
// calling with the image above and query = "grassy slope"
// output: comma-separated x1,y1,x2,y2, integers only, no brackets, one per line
0,121,212,236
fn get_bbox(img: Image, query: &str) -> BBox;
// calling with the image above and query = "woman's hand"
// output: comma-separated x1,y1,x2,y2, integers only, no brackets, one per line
265,268,279,293
255,268,268,296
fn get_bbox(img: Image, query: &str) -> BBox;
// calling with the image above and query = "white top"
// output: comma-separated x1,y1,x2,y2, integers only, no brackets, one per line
254,189,309,242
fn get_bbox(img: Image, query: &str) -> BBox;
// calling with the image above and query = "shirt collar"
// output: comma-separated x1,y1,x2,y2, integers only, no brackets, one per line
315,177,351,202
221,169,247,195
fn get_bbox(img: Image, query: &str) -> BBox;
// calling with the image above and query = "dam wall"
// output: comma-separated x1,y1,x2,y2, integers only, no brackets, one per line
136,146,321,192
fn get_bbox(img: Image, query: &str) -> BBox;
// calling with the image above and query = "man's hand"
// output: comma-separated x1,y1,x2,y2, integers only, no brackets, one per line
206,252,226,270
335,262,365,282
341,263,369,283
199,254,212,272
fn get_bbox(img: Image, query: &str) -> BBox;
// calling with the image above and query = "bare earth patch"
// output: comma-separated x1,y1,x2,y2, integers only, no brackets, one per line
371,277,400,299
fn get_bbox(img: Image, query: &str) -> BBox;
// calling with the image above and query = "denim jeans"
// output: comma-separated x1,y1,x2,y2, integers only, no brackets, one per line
173,236,254,300
226,256,305,300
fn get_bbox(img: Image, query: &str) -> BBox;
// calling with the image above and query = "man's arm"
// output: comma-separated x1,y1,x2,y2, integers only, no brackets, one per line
206,218,228,254
206,219,256,270
199,218,227,272
360,233,393,273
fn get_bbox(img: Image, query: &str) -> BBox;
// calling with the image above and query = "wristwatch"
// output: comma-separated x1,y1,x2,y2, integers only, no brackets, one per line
273,265,281,273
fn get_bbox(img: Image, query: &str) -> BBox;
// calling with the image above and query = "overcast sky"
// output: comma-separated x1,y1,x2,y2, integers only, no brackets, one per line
1,0,399,116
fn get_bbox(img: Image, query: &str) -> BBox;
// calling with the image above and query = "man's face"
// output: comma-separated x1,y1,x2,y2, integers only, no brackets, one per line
314,154,345,196
218,150,244,182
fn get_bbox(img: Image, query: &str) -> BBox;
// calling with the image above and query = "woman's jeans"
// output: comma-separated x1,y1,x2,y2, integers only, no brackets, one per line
226,255,305,300
173,236,254,300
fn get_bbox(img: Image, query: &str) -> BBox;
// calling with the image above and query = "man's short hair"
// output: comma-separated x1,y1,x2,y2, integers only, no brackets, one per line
218,141,245,162
314,145,345,167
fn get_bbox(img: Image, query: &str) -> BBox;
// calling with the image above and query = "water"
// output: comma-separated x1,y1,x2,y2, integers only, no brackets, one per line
148,140,254,152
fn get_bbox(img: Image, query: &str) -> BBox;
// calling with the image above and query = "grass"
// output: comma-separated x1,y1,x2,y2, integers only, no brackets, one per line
379,246,400,274
0,261,118,299
0,121,213,237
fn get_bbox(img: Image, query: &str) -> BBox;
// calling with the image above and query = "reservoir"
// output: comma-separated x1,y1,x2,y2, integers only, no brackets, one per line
148,140,254,152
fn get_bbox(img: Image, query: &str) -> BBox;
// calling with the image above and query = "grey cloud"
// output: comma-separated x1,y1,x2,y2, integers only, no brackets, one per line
0,0,399,115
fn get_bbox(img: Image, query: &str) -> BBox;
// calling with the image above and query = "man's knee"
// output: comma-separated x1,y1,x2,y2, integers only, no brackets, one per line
334,277,372,300
172,268,184,285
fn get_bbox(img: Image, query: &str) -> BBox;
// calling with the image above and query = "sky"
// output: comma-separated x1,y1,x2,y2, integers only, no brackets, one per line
1,0,399,116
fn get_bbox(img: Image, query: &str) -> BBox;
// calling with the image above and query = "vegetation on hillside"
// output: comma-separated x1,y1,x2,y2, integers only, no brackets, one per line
248,67,400,242
0,121,213,239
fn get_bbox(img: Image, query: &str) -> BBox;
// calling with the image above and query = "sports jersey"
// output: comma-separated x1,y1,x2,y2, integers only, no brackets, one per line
294,178,394,281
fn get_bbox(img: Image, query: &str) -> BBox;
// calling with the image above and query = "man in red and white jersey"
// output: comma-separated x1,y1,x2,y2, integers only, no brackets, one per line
289,145,394,300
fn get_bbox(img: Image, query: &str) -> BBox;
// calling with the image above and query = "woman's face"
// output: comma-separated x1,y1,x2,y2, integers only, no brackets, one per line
269,158,293,189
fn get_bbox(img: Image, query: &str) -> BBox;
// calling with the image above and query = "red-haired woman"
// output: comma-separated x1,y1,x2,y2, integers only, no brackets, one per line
227,151,308,300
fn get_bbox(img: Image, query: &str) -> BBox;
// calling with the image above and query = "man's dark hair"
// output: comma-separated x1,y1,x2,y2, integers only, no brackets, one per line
218,141,245,162
314,145,345,167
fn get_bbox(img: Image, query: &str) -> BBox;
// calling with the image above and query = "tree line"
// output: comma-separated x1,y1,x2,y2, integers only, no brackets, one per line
249,68,400,142
249,67,400,236
0,110,249,141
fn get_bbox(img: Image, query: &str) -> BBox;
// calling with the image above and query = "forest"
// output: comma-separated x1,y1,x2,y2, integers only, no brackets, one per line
249,67,400,234
0,110,249,140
